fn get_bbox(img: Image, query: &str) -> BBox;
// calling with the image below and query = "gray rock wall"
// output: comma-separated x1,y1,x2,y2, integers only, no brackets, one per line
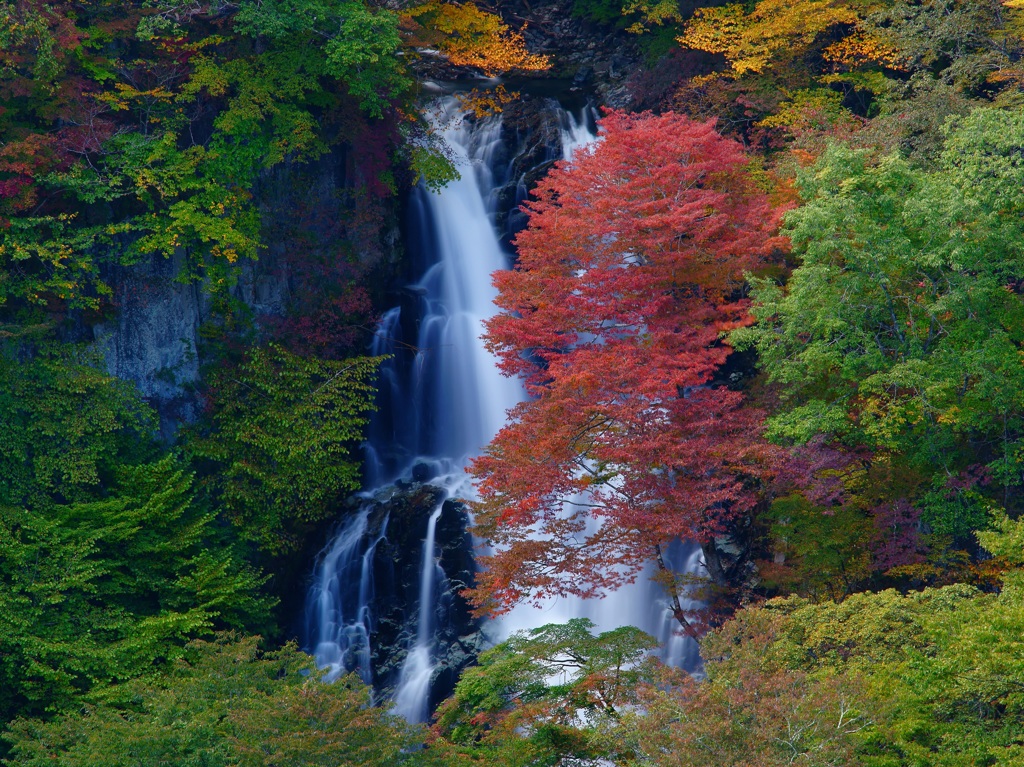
89,143,398,436
91,246,291,436
92,250,207,432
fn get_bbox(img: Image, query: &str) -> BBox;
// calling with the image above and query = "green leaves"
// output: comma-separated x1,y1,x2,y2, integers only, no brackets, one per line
0,345,154,508
4,635,422,767
761,493,874,600
0,0,416,314
234,0,410,118
427,619,665,766
740,108,1024,539
702,544,1024,766
0,351,271,727
0,459,271,724
189,345,382,553
322,3,408,118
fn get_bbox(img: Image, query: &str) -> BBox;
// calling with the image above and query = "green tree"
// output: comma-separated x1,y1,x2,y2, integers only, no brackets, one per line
0,342,272,731
759,493,875,601
736,108,1024,540
0,345,153,509
233,0,411,119
0,459,271,726
188,345,382,553
4,634,421,767
849,0,1023,163
424,619,666,767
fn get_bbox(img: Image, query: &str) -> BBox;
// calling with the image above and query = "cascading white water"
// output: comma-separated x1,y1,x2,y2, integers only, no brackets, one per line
392,498,445,722
412,109,523,466
308,96,704,722
560,108,596,160
306,505,387,684
388,103,526,718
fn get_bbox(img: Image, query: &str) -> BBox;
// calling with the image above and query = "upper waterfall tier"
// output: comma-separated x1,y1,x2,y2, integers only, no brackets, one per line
364,102,524,486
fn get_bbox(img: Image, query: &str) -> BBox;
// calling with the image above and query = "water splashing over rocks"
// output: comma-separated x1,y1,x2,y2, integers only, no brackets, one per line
306,95,703,721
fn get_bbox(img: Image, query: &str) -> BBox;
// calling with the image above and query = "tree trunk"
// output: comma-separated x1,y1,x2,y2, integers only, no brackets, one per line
654,544,701,641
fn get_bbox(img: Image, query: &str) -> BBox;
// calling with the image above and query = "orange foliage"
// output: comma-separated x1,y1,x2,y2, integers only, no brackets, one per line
402,2,549,75
678,0,869,75
452,84,518,118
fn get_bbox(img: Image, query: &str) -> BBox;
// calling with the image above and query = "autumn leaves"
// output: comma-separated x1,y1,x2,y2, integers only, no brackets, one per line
468,95,1024,640
468,109,786,625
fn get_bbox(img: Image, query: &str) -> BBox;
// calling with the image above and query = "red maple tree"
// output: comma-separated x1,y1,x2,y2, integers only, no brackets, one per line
468,109,787,635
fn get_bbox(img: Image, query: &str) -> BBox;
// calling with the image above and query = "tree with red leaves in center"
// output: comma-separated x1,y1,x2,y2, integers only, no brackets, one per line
468,110,786,636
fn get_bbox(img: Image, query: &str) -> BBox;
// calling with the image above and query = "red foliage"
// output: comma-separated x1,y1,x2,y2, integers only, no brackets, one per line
54,90,119,157
0,133,63,219
277,285,375,358
773,435,869,508
350,122,400,199
468,110,787,616
871,499,926,572
265,188,384,358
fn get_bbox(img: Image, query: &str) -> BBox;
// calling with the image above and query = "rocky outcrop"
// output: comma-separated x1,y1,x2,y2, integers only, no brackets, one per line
330,480,482,708
513,1,643,109
93,250,207,436
408,0,645,110
92,246,292,438
90,144,400,435
491,96,566,244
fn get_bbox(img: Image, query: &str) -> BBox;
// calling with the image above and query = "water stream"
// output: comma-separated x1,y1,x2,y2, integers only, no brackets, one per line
306,97,702,721
306,505,385,685
392,500,446,722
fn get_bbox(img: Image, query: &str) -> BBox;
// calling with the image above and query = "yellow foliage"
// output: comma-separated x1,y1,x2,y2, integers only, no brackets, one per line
620,0,682,34
687,72,725,88
678,0,864,75
757,89,844,128
823,30,906,69
402,2,549,76
453,84,518,118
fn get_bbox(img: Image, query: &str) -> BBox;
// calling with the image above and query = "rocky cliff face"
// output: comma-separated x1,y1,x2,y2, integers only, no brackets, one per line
493,95,573,243
410,0,645,109
90,144,400,435
516,0,643,108
92,247,292,437
88,1,641,434
92,251,207,434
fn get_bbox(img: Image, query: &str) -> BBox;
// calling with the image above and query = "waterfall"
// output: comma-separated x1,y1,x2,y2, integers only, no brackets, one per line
305,505,386,685
306,96,704,721
392,498,445,722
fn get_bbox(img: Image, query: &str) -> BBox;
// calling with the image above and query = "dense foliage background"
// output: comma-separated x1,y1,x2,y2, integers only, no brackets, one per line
2,0,1024,764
